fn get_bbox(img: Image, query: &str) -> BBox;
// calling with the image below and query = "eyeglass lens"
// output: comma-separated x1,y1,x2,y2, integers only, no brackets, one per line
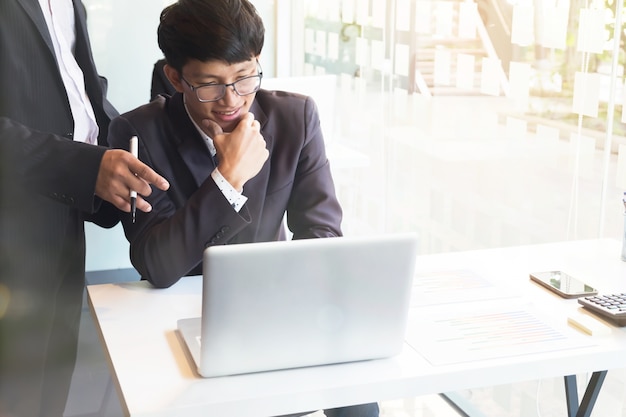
196,76,261,101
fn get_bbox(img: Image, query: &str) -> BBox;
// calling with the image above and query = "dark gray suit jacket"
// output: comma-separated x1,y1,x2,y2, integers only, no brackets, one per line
108,90,343,288
0,1,118,415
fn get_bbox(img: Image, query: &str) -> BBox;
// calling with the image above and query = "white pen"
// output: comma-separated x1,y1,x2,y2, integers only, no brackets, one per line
130,135,138,223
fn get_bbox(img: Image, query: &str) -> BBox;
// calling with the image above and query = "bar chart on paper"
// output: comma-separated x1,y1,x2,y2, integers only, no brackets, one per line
411,269,519,307
406,270,597,366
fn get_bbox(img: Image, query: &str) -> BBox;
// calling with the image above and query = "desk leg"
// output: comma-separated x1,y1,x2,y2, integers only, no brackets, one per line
439,392,487,417
442,372,608,417
564,371,608,417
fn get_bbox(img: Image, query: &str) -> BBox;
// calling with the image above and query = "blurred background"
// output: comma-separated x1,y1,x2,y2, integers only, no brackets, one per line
74,1,626,416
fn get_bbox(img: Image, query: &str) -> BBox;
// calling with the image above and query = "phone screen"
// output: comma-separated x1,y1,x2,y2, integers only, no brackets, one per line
530,271,597,298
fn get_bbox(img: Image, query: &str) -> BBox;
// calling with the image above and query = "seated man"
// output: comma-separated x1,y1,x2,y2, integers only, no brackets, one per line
107,0,378,416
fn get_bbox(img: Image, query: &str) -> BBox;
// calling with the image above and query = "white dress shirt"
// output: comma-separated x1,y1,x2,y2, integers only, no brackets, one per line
38,0,99,144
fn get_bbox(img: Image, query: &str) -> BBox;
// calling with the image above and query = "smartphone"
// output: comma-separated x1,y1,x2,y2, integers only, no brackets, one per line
529,271,598,299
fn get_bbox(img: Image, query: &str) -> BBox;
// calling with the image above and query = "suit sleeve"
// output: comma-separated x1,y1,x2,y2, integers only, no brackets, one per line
0,116,107,214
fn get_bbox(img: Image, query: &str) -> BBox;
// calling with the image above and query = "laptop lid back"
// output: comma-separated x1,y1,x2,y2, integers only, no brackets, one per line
181,233,418,377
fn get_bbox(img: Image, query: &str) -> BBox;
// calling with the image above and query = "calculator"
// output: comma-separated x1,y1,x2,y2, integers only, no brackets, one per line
578,294,626,326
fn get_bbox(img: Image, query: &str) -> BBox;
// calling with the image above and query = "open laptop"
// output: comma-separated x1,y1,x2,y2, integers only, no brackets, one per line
177,233,419,378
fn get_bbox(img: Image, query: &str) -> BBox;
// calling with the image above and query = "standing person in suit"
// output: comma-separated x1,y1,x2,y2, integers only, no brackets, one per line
0,1,170,416
108,0,378,415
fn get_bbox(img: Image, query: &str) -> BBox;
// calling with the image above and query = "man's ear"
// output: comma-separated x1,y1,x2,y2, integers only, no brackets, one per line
163,64,184,92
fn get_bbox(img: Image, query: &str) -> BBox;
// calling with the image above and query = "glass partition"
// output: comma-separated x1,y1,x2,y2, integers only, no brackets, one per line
289,0,626,255
290,0,626,415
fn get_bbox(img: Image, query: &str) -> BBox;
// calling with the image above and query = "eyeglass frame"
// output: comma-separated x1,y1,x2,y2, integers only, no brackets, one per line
180,60,263,103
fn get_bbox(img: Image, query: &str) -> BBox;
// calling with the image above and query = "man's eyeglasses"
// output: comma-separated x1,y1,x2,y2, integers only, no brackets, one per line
181,63,263,103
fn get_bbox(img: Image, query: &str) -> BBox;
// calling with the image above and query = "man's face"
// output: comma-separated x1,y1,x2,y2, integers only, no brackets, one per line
167,57,260,133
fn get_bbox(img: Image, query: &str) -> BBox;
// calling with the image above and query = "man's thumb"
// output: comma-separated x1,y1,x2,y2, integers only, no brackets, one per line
201,119,223,138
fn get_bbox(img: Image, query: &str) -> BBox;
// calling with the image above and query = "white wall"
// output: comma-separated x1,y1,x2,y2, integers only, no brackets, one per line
85,223,131,271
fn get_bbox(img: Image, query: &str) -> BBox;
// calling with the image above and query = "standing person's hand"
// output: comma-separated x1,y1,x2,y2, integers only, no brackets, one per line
202,112,268,191
95,149,170,212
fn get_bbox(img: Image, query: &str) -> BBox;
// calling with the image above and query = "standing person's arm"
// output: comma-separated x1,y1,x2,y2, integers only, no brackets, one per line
0,117,169,215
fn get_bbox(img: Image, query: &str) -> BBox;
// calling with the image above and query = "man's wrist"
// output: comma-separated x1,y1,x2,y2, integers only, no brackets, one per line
211,168,248,212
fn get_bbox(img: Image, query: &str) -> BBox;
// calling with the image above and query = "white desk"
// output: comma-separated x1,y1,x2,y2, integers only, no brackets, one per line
87,239,626,417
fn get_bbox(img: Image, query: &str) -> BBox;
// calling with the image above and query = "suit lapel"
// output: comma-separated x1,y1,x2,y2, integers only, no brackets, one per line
17,0,55,57
72,0,95,73
168,95,216,188
250,99,272,155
